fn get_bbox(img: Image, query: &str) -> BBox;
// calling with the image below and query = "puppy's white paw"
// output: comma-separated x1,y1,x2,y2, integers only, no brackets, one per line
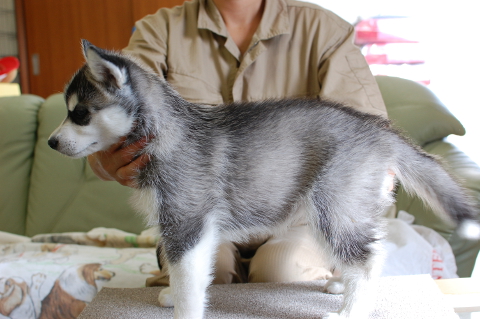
324,277,345,294
158,287,174,307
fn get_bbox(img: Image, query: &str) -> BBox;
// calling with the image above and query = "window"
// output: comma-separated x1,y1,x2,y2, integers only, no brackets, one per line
307,0,480,165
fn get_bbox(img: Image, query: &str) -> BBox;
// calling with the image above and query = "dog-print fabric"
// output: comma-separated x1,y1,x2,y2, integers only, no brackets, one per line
0,228,159,319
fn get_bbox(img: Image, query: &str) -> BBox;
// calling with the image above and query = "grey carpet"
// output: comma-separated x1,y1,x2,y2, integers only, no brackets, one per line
78,275,457,318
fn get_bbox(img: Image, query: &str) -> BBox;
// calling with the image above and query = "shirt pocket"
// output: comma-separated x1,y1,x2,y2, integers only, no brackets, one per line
167,72,224,106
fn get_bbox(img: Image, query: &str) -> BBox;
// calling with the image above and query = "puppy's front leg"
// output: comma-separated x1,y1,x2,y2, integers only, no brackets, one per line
158,227,218,319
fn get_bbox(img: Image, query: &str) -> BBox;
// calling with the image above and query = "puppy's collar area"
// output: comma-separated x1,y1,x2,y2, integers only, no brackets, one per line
122,118,156,148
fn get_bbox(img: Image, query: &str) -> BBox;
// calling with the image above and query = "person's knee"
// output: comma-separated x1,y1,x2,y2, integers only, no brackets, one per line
248,243,293,282
248,240,332,283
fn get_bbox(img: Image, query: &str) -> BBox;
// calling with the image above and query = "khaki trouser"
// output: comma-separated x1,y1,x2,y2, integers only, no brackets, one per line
146,221,332,287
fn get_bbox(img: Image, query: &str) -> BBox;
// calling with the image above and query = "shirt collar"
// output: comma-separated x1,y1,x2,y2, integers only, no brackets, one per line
197,0,290,40
197,0,228,37
255,0,290,41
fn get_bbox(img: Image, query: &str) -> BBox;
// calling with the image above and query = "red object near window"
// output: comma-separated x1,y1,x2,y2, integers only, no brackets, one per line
354,16,429,85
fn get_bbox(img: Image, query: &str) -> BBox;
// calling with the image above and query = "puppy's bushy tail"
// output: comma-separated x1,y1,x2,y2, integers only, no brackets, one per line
393,139,480,240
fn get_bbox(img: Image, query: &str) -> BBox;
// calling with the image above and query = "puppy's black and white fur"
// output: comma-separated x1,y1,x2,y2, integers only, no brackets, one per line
49,40,480,319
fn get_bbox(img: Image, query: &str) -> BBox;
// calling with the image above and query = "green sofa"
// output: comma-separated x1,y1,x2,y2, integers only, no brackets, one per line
0,76,479,277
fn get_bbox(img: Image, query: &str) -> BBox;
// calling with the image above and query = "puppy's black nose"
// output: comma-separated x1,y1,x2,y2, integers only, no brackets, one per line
48,138,59,150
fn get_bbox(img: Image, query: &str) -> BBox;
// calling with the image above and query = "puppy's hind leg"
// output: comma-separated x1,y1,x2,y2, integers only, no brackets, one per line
325,242,385,319
159,225,219,319
309,193,385,319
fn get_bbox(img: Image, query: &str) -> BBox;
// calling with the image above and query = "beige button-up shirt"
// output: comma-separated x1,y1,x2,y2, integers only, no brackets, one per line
124,0,387,117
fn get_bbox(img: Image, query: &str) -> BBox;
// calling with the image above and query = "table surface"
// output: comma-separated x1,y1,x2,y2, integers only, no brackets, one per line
435,278,480,313
78,275,458,319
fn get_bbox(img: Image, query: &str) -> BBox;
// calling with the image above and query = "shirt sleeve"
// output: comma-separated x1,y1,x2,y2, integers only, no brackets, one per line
317,25,388,118
122,11,169,78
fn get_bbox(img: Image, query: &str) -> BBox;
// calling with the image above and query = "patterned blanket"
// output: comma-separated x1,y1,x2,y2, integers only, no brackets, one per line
0,228,160,319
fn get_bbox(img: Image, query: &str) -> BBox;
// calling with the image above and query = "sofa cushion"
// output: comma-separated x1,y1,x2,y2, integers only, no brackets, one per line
375,76,465,146
0,95,44,235
25,94,145,237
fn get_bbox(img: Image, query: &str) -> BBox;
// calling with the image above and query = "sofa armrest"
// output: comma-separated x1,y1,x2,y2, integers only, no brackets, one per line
0,95,45,235
375,76,465,146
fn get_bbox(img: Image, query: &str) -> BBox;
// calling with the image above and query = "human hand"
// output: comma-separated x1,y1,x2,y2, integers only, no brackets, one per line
87,137,150,188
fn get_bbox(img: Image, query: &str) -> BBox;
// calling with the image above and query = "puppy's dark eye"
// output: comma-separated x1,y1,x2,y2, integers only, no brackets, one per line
69,105,91,126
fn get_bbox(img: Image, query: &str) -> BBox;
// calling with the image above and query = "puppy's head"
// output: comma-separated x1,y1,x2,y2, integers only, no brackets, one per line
48,40,136,158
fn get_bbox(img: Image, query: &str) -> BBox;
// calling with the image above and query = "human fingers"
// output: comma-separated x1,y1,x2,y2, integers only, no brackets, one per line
115,153,151,188
87,138,128,180
88,152,116,181
87,137,149,183
87,138,129,181
108,137,149,171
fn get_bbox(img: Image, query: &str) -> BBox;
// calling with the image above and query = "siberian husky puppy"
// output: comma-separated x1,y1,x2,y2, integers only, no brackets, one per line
49,40,480,319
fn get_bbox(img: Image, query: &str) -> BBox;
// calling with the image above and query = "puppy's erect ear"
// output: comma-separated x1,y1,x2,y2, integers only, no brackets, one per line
81,39,127,89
